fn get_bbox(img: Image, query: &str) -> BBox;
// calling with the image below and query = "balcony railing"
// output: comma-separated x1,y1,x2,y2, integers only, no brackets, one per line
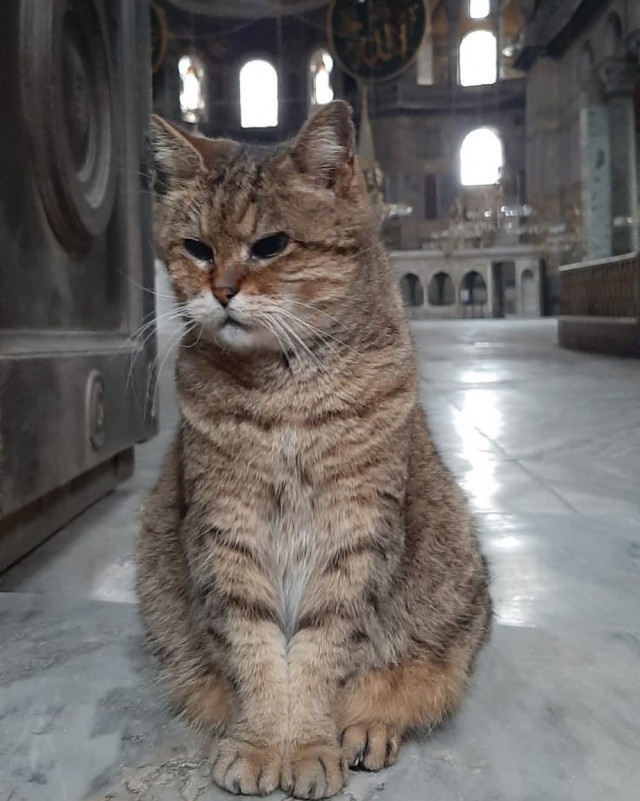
560,253,640,318
558,252,640,356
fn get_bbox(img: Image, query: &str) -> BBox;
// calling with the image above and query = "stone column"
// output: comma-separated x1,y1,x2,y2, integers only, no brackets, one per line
579,58,612,260
443,0,461,86
491,0,501,82
627,30,640,251
597,57,639,255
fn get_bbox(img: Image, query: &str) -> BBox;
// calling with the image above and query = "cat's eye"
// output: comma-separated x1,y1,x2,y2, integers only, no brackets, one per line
250,232,290,260
183,238,214,263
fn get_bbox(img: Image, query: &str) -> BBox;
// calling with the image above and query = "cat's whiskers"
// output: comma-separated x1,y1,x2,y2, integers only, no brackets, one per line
265,312,325,372
146,317,198,408
257,317,293,370
269,306,356,355
122,307,188,411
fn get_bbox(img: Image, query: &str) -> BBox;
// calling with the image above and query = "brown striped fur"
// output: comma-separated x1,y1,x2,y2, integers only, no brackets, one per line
137,101,491,799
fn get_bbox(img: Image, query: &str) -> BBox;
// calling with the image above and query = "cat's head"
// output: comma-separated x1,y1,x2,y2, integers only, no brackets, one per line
151,101,373,355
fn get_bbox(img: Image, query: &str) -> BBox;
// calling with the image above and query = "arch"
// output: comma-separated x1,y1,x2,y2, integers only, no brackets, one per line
309,49,334,106
178,55,206,124
460,128,503,186
428,272,455,306
460,271,488,306
240,59,278,128
460,30,497,86
400,273,424,307
521,268,537,315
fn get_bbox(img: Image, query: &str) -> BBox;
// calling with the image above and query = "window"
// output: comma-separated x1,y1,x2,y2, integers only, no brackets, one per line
428,272,455,306
470,0,490,19
178,55,205,124
310,49,334,106
460,128,503,186
460,271,488,305
459,31,497,86
240,59,278,128
416,37,434,86
400,274,424,308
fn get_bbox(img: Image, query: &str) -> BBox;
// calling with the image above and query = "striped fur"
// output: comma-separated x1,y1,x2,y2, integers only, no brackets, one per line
137,102,491,799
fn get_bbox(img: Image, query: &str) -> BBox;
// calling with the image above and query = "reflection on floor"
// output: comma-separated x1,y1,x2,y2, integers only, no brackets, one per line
1,315,639,801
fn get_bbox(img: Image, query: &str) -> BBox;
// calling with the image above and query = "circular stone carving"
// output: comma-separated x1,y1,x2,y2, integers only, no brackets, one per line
20,0,116,254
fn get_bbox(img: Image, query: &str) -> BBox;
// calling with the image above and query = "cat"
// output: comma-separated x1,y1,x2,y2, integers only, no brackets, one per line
137,100,491,800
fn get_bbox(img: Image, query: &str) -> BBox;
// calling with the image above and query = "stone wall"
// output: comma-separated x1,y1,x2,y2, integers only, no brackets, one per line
519,0,640,267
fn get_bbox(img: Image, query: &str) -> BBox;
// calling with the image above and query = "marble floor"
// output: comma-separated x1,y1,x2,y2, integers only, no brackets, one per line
1,310,639,801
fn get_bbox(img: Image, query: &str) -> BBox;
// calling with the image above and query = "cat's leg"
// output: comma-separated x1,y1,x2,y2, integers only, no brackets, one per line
137,439,231,731
338,644,471,771
208,615,290,797
181,517,293,796
278,620,351,799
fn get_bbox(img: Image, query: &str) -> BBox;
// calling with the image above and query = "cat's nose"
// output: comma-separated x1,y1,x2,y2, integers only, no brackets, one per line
213,286,238,307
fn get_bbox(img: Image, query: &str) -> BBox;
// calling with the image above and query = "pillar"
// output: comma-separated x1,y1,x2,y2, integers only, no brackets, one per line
597,57,639,255
442,0,461,87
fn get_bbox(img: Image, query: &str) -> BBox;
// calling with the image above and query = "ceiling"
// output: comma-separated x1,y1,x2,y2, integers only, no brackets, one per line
164,0,329,19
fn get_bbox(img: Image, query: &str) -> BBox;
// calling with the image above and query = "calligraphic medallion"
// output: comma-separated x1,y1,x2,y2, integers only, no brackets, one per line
328,0,427,83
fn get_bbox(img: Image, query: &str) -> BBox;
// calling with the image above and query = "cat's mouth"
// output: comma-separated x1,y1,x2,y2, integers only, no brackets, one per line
221,313,248,330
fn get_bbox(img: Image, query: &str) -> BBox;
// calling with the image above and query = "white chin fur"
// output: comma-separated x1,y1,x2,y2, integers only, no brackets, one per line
185,292,279,354
213,323,277,353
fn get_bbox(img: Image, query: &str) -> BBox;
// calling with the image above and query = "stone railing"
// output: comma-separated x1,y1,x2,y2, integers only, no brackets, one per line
558,253,640,356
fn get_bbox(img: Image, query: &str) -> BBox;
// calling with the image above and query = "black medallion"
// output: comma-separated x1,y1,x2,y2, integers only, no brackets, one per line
328,0,427,83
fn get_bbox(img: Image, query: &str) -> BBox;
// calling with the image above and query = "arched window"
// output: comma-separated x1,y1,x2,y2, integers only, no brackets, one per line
310,49,334,106
428,272,455,306
459,31,497,86
460,271,488,306
178,55,205,124
460,128,503,186
399,274,424,307
240,60,278,128
470,0,490,19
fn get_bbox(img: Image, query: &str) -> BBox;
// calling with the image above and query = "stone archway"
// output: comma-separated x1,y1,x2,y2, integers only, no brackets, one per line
399,273,424,308
460,270,488,317
428,271,455,306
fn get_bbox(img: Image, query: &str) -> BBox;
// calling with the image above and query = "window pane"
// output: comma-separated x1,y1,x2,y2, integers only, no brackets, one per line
470,0,490,19
178,55,205,124
240,59,278,128
459,31,497,86
310,50,334,106
460,128,503,185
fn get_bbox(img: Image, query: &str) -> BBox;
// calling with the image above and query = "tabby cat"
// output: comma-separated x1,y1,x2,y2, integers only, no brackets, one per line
137,101,491,800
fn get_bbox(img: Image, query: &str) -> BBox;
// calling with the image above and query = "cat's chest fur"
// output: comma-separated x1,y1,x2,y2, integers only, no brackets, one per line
269,426,319,639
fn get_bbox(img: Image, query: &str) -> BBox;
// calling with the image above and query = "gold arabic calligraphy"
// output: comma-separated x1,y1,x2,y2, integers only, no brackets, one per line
336,3,422,70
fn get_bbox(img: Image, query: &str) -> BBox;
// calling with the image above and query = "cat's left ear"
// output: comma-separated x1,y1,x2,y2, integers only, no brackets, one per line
292,101,356,194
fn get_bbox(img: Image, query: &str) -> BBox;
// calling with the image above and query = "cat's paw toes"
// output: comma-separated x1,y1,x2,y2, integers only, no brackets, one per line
341,723,400,771
282,743,348,799
211,737,282,796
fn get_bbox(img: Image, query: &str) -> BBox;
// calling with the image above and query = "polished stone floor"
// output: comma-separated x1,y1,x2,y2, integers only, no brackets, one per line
1,308,639,801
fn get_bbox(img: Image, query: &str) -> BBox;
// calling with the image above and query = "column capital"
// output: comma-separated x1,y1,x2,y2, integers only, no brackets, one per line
596,57,637,99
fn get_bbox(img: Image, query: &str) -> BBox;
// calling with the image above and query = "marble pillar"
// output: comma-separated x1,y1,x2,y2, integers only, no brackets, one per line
598,57,639,255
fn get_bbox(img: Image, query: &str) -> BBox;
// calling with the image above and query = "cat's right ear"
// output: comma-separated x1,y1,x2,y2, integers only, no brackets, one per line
150,115,237,192
150,115,204,190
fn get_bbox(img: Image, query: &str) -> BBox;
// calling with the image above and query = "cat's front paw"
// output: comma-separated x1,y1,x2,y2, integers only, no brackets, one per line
211,736,283,796
281,742,348,799
341,723,400,771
